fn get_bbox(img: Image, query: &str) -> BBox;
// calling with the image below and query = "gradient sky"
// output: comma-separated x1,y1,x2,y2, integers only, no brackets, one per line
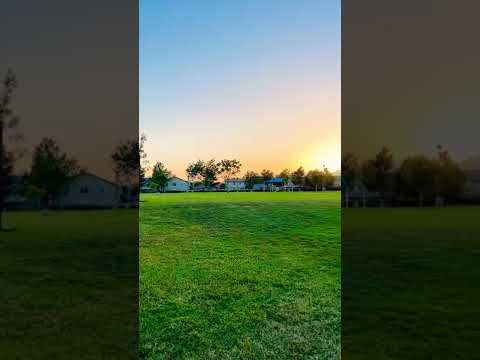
140,0,340,178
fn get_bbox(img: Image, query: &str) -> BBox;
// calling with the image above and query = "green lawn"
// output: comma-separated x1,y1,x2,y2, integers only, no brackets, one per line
343,207,480,359
140,192,341,359
1,209,138,359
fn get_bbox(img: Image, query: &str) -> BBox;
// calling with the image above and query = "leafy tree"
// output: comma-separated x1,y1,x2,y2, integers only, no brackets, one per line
399,155,436,206
360,159,378,191
186,160,205,189
291,166,305,186
201,159,219,187
278,168,290,184
361,147,393,195
185,159,219,189
434,145,465,201
341,153,358,192
112,139,140,201
244,170,261,189
218,159,242,181
150,162,171,192
261,169,274,182
306,169,324,191
112,140,140,181
28,138,79,208
139,133,148,184
323,167,335,189
21,184,46,207
0,70,21,230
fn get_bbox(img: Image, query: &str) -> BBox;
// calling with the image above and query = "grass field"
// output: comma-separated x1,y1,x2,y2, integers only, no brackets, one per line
343,207,480,359
1,209,138,359
140,192,341,359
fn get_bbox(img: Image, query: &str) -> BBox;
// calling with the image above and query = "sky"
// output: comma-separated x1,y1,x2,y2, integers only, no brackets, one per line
343,0,480,166
140,0,340,178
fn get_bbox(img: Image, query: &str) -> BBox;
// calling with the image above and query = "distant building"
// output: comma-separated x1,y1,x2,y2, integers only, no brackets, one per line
463,170,480,198
58,173,120,208
265,178,285,188
164,176,190,192
225,178,246,191
5,173,122,209
252,183,266,191
140,178,155,193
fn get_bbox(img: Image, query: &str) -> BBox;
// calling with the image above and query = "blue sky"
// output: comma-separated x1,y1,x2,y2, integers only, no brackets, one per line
140,0,340,177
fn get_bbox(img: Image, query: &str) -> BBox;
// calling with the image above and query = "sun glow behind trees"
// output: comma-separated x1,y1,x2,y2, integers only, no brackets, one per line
140,1,340,178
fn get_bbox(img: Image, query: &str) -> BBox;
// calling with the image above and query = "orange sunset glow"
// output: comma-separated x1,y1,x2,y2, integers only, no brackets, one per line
140,1,340,178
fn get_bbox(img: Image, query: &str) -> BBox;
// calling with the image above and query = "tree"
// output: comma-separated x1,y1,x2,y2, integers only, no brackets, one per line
21,184,46,208
150,162,171,192
0,70,20,230
185,159,219,189
261,169,274,182
218,159,242,181
434,145,465,202
28,138,79,208
278,168,290,185
361,147,393,195
139,133,148,184
112,139,140,202
306,169,324,191
201,159,219,188
291,166,305,186
323,167,335,190
186,160,205,190
399,155,436,207
341,153,358,192
244,170,261,189
360,159,378,191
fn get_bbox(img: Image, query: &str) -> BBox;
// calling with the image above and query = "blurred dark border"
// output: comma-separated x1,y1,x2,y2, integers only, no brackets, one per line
0,1,138,358
342,0,480,358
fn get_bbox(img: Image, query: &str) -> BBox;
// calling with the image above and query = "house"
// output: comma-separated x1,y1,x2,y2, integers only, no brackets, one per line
164,176,190,192
225,178,246,191
140,178,155,193
265,177,285,190
4,172,124,209
58,172,120,208
463,169,480,199
265,177,285,187
192,182,222,192
252,183,266,191
4,176,40,209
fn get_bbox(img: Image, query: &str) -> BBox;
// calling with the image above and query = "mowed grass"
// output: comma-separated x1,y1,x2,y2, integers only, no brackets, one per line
140,192,341,359
0,209,138,359
343,207,480,359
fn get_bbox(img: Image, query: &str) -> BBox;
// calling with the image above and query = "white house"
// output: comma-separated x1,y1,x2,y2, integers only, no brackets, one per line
252,183,266,191
164,176,190,192
225,178,246,191
58,173,120,208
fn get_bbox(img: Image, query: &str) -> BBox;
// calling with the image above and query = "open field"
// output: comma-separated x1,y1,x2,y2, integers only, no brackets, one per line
140,192,341,359
343,207,480,359
0,209,138,359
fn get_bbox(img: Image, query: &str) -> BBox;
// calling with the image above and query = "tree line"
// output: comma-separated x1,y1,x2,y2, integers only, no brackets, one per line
0,69,143,230
342,146,466,206
146,156,337,191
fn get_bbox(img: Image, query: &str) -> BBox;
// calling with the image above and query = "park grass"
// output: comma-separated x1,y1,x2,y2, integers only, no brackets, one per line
342,206,480,359
140,192,341,359
0,209,138,359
